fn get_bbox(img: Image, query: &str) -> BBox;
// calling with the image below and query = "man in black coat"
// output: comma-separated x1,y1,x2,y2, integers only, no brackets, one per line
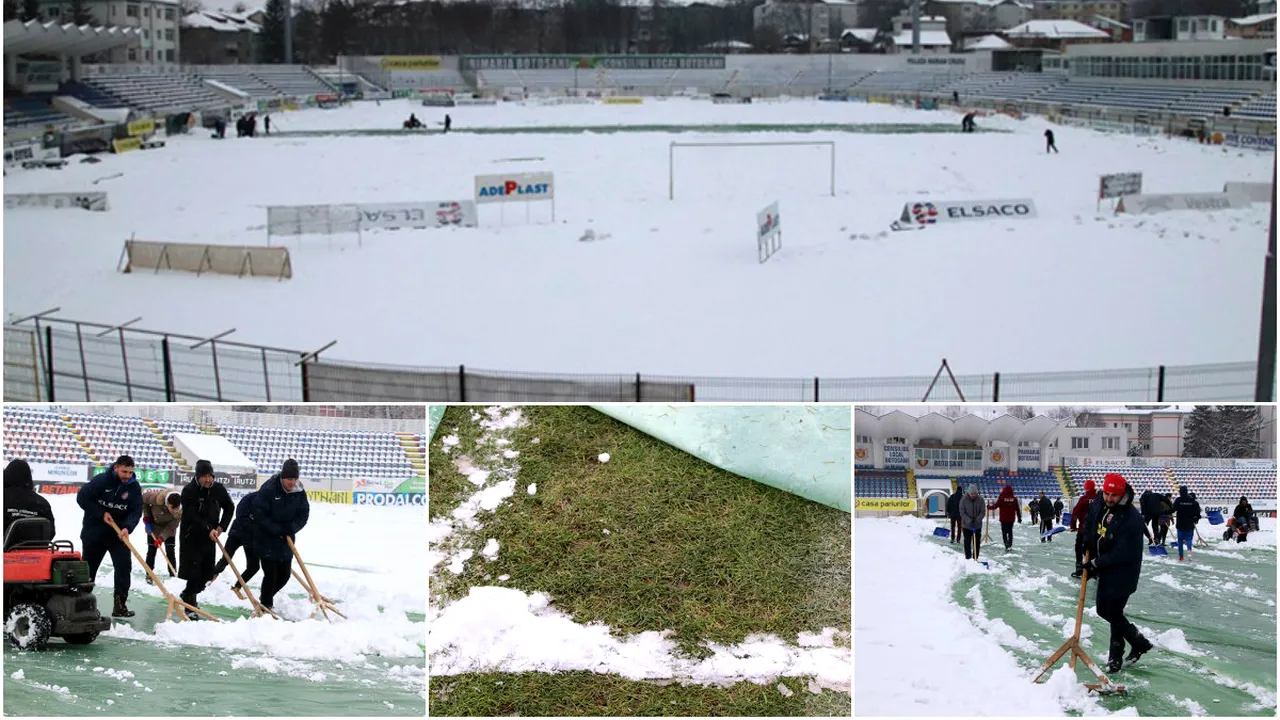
1037,493,1055,542
1053,497,1064,524
1172,486,1201,561
1081,473,1152,674
946,488,963,543
1044,128,1058,153
4,459,54,542
178,460,234,619
212,490,261,596
252,460,311,611
77,455,143,617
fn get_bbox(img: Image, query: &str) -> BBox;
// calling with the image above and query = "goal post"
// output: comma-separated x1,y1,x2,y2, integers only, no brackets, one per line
668,140,836,200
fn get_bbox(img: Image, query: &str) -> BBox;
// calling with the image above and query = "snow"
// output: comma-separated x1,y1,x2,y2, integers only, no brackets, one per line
431,586,850,690
598,453,611,463
856,515,1106,715
527,483,537,495
5,98,1271,383
10,670,24,680
35,493,424,687
1154,628,1203,657
482,538,500,561
441,434,459,454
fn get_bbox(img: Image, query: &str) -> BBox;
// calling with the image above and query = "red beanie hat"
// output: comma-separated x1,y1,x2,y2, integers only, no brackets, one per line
1084,479,1096,493
1102,473,1126,495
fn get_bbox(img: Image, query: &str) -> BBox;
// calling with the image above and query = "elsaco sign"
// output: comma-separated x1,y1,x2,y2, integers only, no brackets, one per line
474,172,554,203
896,198,1037,228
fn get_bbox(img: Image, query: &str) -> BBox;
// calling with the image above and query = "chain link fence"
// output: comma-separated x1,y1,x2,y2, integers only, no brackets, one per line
5,319,1268,402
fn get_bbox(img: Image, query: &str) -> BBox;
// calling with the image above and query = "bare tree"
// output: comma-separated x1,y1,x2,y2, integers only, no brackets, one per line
1005,405,1035,420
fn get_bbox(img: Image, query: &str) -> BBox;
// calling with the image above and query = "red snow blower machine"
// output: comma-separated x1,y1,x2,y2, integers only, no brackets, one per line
3,518,112,650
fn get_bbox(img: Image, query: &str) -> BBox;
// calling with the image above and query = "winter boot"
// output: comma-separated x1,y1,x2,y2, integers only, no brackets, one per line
1125,637,1154,665
112,594,135,618
180,592,202,621
1071,564,1083,579
1105,658,1123,674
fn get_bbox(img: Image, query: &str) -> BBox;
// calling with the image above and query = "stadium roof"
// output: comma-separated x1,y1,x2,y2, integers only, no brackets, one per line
1230,12,1277,25
1004,19,1110,38
841,28,878,43
3,18,141,56
856,408,1066,446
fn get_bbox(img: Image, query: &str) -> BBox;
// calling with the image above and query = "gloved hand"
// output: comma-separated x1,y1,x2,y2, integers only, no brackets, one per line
154,535,164,548
1084,559,1098,574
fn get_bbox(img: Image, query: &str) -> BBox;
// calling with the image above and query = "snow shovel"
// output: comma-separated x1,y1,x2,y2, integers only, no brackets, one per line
1041,526,1068,539
286,537,345,621
106,517,219,623
213,535,279,620
932,527,951,538
149,533,179,577
1195,528,1210,548
1032,552,1124,694
1148,544,1168,556
1207,510,1225,525
983,510,992,542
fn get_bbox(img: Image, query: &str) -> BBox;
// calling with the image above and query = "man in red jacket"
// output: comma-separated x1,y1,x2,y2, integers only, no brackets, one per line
1070,479,1098,578
988,484,1023,551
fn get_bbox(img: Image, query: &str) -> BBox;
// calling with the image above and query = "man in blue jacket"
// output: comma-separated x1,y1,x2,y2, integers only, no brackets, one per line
1081,473,1153,673
77,455,143,618
212,490,261,597
252,460,310,611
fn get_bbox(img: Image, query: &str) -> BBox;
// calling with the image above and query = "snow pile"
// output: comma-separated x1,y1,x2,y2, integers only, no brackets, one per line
431,586,850,691
1153,628,1203,657
855,515,1105,715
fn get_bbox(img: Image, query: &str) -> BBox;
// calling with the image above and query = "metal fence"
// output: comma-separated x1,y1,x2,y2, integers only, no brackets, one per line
5,318,1269,402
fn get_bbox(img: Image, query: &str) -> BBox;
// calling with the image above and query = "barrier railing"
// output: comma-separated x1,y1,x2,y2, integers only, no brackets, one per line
4,318,1268,402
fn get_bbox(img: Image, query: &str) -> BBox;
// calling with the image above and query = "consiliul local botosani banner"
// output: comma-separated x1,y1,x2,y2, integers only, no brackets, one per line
352,477,425,506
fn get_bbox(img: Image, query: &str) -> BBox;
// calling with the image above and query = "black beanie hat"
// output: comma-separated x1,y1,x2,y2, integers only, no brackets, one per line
4,459,33,489
281,459,300,479
195,459,214,478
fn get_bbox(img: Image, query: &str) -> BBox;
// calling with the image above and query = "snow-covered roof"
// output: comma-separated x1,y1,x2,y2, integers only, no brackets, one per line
1088,14,1130,29
1003,19,1110,38
931,0,1030,6
892,29,953,46
1230,12,1277,25
841,28,878,42
182,10,260,31
701,39,753,49
967,33,1014,49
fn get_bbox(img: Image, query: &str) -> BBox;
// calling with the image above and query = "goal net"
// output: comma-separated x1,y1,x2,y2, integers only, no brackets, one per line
668,140,836,200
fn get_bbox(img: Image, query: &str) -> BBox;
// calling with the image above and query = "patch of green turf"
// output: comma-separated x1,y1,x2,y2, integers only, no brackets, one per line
439,406,850,652
429,672,851,717
428,406,489,523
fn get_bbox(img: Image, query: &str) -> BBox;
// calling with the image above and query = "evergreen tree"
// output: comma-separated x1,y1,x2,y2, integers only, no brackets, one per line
1183,405,1263,458
1181,405,1216,457
69,0,97,26
20,0,40,22
260,0,288,62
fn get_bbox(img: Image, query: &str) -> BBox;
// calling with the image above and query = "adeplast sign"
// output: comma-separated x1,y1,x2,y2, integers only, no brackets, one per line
897,198,1037,228
474,172,554,204
353,492,425,507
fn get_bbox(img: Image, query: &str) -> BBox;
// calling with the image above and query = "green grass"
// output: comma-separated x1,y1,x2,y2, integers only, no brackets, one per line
429,405,850,716
428,406,491,522
429,672,852,717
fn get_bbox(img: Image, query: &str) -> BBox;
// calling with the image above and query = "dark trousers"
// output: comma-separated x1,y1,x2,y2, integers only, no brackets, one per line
83,535,131,596
145,536,176,575
1149,517,1162,542
1040,517,1054,541
963,527,981,560
259,558,293,608
950,516,961,542
213,536,260,588
1097,589,1146,662
1075,530,1085,567
1001,521,1014,549
1046,140,1058,153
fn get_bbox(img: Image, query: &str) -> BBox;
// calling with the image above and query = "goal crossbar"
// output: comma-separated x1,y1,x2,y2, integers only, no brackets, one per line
668,140,836,200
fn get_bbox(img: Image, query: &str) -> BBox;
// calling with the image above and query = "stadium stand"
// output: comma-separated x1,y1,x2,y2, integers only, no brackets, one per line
3,92,74,127
384,68,469,90
855,469,909,498
3,408,423,481
2,408,95,465
57,80,130,109
1168,466,1277,501
917,470,1063,501
1235,91,1277,120
1066,465,1174,496
83,70,226,111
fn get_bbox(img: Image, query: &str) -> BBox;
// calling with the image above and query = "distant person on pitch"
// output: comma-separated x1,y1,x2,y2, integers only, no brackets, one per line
141,489,182,583
959,485,985,561
1172,486,1201,562
264,115,271,135
252,460,311,611
1044,128,1058,153
1053,497,1064,524
1081,472,1153,674
1070,479,1098,578
444,114,452,133
947,485,964,544
178,460,234,620
77,456,143,617
1037,492,1054,542
988,484,1022,551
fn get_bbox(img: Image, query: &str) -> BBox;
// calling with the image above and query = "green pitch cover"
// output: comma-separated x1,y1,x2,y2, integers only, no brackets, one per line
429,406,446,441
592,405,851,512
